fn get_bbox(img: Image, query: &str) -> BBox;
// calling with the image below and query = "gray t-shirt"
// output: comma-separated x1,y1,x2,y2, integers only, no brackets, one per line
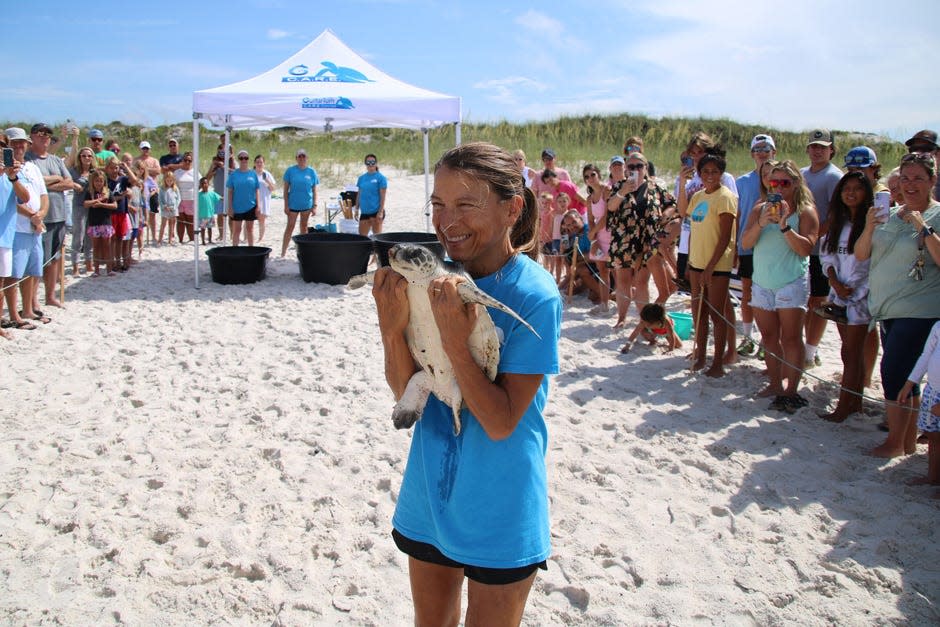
25,151,71,223
801,162,843,254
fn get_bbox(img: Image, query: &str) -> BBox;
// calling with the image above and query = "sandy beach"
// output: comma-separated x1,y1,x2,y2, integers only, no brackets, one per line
1,169,938,625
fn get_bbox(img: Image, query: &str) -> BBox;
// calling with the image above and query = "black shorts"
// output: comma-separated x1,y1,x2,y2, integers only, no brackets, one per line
808,255,829,298
232,208,257,222
392,529,546,586
688,265,732,278
42,221,67,261
149,194,160,214
737,254,753,280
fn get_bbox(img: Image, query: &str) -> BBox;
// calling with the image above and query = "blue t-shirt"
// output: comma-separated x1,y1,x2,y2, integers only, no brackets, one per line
735,170,762,255
283,165,319,210
226,170,260,214
356,170,388,216
392,254,562,568
0,177,17,248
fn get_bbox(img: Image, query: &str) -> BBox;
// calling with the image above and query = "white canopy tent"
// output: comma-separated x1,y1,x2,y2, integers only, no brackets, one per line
190,29,461,286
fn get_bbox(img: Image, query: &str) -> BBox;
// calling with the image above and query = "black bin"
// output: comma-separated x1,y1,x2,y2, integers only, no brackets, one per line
292,232,373,284
205,246,272,284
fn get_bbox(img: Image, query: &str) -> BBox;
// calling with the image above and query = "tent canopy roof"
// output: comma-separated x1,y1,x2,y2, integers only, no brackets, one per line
193,29,460,132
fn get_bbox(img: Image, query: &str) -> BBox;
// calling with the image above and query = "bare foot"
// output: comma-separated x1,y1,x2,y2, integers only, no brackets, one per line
723,353,737,366
45,298,63,309
869,444,907,458
613,318,626,329
704,364,725,378
906,476,940,486
818,410,850,423
0,328,11,340
757,385,783,398
691,358,706,371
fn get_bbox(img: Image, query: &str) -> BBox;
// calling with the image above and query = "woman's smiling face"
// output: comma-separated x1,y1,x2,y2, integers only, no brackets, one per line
431,166,517,275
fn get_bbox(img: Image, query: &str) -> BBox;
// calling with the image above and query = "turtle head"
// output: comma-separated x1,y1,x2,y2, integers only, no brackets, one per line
388,244,436,278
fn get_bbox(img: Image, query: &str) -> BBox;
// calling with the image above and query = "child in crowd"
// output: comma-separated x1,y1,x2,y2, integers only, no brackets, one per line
197,177,221,245
898,320,940,488
158,172,180,246
83,169,117,276
550,192,569,284
126,163,143,263
619,303,683,354
538,192,554,271
817,171,875,422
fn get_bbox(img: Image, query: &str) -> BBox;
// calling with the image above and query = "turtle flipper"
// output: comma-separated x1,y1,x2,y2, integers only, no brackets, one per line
456,282,541,339
347,271,376,290
393,371,432,430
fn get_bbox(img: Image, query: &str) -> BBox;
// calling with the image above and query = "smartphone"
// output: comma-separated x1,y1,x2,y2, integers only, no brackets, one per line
767,192,782,203
628,171,639,184
2,148,13,168
681,156,693,168
874,191,891,221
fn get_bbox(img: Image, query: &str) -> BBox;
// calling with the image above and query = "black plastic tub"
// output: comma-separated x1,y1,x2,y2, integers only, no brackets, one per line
205,246,272,284
372,231,445,267
292,232,373,284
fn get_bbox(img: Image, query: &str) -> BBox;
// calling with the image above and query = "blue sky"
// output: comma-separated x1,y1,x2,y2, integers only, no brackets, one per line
1,0,937,142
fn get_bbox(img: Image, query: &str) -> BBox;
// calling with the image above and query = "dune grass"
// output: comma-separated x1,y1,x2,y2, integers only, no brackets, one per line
7,113,907,188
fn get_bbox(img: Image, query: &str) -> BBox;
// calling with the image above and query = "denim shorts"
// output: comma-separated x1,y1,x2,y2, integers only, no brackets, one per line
751,273,809,311
12,231,43,278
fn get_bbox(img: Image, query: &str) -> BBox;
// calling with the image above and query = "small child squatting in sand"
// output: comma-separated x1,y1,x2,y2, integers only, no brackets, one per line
898,320,940,490
620,303,683,354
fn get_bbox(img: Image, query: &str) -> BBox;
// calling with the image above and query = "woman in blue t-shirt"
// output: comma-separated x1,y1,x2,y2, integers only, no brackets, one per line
355,153,387,236
371,142,561,625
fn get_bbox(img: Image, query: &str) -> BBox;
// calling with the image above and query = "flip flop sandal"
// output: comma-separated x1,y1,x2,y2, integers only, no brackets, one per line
14,320,37,330
0,318,12,329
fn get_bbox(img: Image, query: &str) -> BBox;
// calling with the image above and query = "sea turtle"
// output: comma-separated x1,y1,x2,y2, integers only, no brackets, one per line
313,61,373,83
348,244,539,435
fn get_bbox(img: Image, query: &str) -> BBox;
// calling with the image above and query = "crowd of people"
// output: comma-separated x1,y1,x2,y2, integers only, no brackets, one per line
0,126,389,337
525,128,940,474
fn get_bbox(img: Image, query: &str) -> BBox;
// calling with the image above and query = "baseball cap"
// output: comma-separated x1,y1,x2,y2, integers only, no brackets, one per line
609,156,625,166
844,146,877,169
807,129,833,147
750,134,776,150
139,141,151,150
88,128,104,139
168,137,179,145
5,127,31,143
30,122,53,135
541,148,556,160
905,129,938,151
236,149,250,158
296,149,307,157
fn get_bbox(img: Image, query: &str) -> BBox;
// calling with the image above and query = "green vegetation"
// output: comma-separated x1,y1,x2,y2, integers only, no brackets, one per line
4,113,907,186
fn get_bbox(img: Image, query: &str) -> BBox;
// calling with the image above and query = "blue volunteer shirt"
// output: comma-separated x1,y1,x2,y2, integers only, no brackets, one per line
283,165,319,211
392,254,561,568
226,170,260,214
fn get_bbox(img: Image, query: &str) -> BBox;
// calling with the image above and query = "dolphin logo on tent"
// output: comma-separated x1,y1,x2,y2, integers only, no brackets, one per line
283,60,372,83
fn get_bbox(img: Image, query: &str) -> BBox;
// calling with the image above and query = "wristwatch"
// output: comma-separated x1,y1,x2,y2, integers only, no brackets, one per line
7,176,18,182
780,224,792,233
922,225,936,238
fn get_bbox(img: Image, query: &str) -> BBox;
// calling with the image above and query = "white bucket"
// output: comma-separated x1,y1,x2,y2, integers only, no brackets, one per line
339,218,359,234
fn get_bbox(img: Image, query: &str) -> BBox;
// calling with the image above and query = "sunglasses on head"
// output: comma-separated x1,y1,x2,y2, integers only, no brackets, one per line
769,179,793,188
625,145,641,153
845,154,872,166
902,152,935,164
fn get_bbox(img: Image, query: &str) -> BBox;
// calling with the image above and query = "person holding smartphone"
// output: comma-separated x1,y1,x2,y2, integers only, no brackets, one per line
0,144,31,338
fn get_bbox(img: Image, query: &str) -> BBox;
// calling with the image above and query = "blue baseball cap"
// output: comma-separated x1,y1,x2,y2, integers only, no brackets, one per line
844,146,877,168
88,128,104,139
609,156,625,166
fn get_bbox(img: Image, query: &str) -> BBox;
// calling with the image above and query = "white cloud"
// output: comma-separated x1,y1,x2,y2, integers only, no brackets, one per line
267,29,290,40
474,76,548,105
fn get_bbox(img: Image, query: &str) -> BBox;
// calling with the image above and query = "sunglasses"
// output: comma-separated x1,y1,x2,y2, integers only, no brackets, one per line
365,160,377,165
751,146,773,154
902,152,936,164
769,179,793,188
90,137,103,141
32,131,51,138
624,145,641,153
183,158,192,162
626,164,645,171
583,172,598,179
238,156,249,161
845,154,873,167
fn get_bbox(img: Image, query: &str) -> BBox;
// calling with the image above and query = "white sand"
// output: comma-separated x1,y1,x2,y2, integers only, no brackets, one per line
1,169,938,625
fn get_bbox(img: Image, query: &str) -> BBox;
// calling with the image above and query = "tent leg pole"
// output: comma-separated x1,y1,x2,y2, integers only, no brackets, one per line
193,118,201,289
423,128,431,233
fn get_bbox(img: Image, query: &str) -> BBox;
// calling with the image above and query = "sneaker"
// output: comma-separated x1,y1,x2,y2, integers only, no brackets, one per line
736,337,756,356
756,345,765,360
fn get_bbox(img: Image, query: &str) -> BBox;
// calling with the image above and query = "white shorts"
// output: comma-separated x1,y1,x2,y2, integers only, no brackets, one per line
0,247,11,277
